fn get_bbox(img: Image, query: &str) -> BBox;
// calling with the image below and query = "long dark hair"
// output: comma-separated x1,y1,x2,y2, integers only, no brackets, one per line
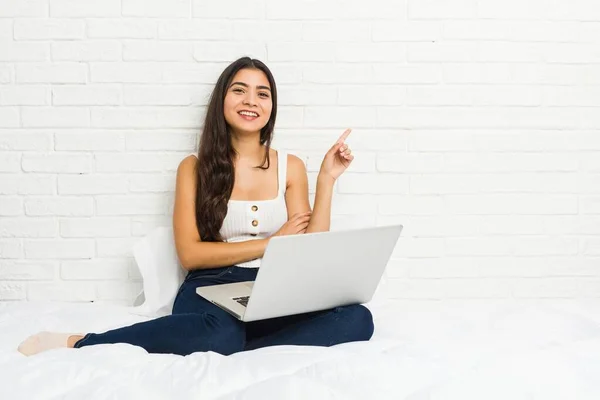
195,57,278,242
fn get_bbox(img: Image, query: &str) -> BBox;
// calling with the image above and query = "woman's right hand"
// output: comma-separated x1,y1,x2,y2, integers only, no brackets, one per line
270,211,312,237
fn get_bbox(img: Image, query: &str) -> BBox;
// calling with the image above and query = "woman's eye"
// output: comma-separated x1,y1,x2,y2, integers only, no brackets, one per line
259,93,269,98
232,88,244,94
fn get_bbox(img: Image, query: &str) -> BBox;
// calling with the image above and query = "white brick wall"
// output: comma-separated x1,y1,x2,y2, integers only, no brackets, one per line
1,0,599,304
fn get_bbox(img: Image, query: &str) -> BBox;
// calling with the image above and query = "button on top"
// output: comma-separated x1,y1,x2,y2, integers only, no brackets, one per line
251,219,258,227
251,205,258,212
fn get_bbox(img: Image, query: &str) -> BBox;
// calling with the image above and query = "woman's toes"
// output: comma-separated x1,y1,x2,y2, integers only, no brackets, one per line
17,331,72,356
17,334,41,356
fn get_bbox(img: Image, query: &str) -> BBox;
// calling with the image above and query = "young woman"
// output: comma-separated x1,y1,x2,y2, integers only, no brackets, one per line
18,57,374,357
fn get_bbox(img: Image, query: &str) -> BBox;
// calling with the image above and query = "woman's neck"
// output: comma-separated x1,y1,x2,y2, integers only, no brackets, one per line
231,131,265,164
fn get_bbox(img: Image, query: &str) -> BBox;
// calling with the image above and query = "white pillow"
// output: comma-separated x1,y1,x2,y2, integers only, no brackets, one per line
129,226,187,317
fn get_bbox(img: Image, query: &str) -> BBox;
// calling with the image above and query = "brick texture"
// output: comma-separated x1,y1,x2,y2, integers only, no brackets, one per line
0,1,599,303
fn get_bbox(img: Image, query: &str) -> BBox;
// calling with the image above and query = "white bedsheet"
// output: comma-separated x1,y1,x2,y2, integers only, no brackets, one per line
2,298,600,400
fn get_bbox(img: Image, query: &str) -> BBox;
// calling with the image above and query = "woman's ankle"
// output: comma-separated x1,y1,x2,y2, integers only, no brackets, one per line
67,334,85,348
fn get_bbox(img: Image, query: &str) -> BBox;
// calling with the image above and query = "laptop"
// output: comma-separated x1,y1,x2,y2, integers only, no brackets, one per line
196,224,403,322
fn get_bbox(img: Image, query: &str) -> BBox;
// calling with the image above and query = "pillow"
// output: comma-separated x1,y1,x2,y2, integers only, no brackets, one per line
129,226,187,317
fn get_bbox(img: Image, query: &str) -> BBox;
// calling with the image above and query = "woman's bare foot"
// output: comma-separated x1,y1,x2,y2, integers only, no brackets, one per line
17,332,85,356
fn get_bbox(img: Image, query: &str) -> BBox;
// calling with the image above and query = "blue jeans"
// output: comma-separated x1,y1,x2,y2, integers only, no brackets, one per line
74,266,374,356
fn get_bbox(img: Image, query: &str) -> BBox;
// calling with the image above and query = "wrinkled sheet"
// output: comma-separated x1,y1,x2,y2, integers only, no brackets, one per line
2,298,600,400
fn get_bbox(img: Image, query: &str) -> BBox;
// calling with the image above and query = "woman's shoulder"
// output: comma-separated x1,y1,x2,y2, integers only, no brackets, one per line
181,153,198,163
283,152,307,189
177,153,198,176
285,152,306,172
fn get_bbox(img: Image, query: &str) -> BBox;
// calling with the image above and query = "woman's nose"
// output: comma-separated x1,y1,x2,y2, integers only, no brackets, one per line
242,93,258,106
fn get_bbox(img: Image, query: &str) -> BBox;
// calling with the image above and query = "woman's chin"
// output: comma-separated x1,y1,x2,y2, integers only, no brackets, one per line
229,122,266,135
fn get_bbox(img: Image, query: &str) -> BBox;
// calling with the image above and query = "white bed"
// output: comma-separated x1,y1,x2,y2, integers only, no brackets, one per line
2,297,600,399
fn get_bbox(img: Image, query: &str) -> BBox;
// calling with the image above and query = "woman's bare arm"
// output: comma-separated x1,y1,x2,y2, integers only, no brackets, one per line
305,174,335,233
172,156,269,271
283,154,332,234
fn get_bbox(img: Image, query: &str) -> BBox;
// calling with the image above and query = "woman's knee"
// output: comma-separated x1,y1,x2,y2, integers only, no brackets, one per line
185,313,245,356
201,313,246,356
335,304,374,341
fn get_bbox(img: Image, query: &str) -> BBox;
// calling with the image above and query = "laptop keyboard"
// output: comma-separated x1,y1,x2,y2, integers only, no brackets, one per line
232,296,249,307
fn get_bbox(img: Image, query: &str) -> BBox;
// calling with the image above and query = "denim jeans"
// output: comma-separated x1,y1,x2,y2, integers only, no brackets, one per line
74,266,374,356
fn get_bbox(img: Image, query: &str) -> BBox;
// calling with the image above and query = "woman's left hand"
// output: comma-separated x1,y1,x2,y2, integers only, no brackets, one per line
319,128,354,182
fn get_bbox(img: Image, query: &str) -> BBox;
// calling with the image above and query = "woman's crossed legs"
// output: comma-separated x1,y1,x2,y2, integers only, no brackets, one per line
19,266,374,356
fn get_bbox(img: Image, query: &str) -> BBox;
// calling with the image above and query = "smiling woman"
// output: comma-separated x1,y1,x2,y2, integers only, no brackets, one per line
17,56,366,358
193,59,279,244
228,79,271,121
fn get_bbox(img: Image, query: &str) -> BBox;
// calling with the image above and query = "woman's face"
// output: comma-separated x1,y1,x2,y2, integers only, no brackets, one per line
223,68,273,135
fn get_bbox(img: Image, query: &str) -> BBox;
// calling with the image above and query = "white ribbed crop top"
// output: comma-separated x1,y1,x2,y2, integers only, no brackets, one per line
190,149,289,268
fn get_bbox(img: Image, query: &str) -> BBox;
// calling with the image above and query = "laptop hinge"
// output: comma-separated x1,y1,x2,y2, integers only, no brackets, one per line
210,301,242,320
